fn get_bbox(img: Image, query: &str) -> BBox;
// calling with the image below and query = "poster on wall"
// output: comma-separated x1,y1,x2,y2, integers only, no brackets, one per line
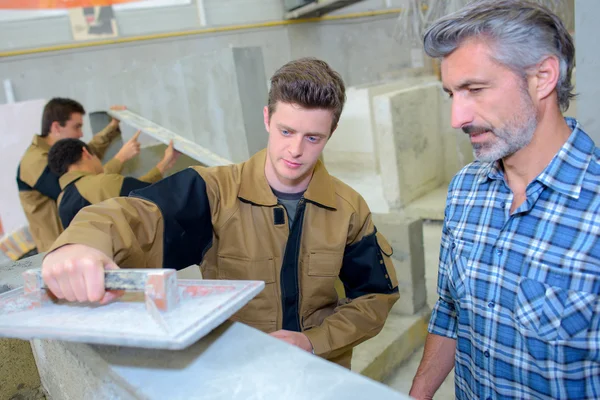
68,6,118,41
0,0,139,8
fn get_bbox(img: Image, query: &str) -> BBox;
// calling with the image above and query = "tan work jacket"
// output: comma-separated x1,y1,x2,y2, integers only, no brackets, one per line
49,149,399,367
17,125,122,251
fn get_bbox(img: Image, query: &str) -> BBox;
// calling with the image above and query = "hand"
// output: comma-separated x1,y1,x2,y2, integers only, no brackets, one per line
42,244,123,304
115,130,141,163
156,140,181,174
108,105,126,128
269,330,313,353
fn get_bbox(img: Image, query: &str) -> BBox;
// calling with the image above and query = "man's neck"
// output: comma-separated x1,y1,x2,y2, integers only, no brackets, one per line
67,164,97,175
41,134,58,147
267,174,311,193
502,111,572,193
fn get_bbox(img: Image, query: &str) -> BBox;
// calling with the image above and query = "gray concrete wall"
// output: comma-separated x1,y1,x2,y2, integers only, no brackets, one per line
0,28,291,142
0,9,422,149
0,0,284,52
575,0,600,144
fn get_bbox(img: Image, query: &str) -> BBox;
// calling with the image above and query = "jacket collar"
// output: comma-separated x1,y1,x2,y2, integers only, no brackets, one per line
32,135,51,152
59,170,93,190
238,149,337,209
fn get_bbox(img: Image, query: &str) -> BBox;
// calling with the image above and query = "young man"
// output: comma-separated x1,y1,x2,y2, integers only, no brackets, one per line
48,135,180,228
17,98,141,252
41,58,399,368
410,1,599,399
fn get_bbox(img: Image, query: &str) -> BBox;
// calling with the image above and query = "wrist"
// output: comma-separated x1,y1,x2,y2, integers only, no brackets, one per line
156,161,167,174
114,152,126,163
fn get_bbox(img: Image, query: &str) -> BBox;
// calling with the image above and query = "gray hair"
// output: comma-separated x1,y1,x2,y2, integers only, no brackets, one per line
423,0,575,111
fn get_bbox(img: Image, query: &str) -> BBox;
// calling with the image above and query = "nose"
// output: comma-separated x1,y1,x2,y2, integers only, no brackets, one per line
450,95,475,129
288,134,304,158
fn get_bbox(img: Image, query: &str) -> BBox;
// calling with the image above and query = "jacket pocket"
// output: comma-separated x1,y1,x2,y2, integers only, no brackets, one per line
308,251,342,277
217,255,277,326
304,251,343,314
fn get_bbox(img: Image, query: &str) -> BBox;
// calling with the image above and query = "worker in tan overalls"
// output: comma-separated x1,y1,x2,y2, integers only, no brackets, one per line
48,136,179,229
16,98,141,252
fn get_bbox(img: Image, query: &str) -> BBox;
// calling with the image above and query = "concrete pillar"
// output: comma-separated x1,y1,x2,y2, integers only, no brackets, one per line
372,214,426,316
575,0,600,143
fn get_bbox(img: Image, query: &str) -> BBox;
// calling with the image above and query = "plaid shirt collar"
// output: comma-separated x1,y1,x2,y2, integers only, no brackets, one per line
476,118,595,199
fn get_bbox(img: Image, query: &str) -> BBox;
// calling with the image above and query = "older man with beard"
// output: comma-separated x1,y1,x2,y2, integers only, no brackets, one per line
409,1,600,400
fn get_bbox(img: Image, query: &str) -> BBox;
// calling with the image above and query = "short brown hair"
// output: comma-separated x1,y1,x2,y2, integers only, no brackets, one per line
41,98,86,137
267,58,346,133
48,138,91,176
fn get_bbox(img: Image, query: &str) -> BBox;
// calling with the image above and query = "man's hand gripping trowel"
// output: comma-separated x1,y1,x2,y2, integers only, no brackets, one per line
0,267,263,350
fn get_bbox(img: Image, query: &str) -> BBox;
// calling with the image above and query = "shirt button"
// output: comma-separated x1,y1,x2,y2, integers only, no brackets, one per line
496,249,502,256
488,301,495,308
452,242,456,249
500,202,506,208
484,350,490,358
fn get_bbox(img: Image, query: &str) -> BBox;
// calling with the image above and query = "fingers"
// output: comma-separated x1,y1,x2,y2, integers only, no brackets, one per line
83,257,107,302
56,259,78,302
131,130,141,142
41,245,115,304
110,105,126,111
100,290,125,305
42,263,63,299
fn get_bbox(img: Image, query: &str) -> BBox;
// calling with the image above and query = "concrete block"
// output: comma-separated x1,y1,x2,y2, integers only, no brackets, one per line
404,185,448,222
353,307,430,382
325,75,437,175
373,82,445,210
373,213,426,315
32,322,410,399
32,339,137,400
438,95,474,183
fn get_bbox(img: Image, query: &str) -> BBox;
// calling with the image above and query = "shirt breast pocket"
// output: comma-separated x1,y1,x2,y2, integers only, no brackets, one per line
515,262,600,362
448,239,473,305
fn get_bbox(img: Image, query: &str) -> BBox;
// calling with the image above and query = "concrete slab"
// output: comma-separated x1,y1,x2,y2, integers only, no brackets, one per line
330,170,389,214
33,322,412,400
404,185,448,221
325,75,437,176
353,306,430,383
374,82,445,210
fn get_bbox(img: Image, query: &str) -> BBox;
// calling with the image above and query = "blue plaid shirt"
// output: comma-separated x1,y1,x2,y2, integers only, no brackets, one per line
430,118,600,400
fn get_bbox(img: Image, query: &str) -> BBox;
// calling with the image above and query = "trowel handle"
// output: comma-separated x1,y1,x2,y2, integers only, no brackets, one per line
23,268,180,312
25,269,178,291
